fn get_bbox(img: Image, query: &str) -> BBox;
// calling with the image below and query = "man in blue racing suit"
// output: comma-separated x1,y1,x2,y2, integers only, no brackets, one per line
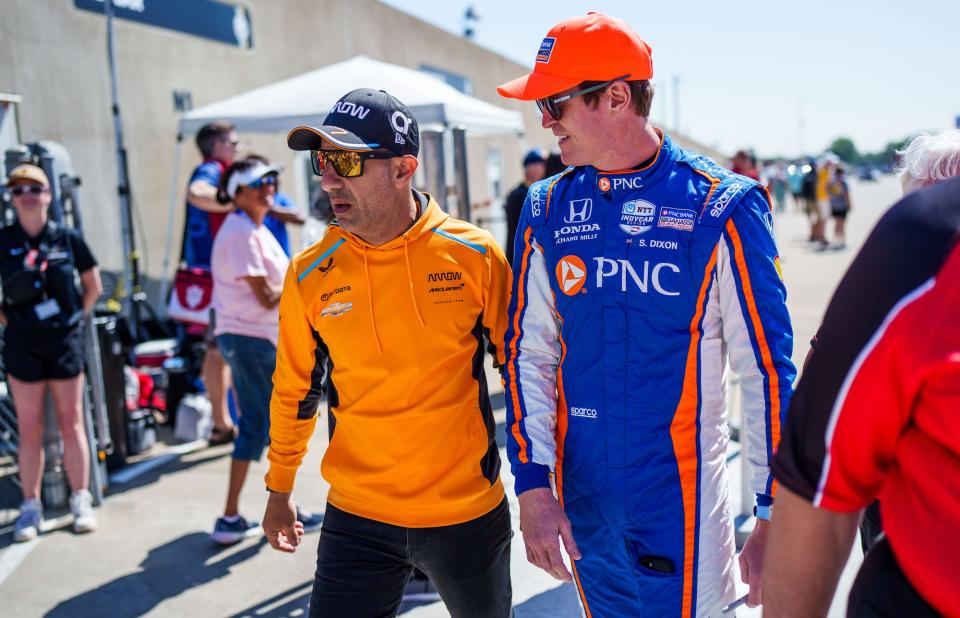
497,13,796,617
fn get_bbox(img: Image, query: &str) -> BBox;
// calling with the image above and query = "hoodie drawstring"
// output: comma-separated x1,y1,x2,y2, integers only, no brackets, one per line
362,247,383,355
403,239,426,328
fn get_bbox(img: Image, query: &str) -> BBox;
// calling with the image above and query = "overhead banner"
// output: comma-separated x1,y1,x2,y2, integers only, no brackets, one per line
74,0,253,48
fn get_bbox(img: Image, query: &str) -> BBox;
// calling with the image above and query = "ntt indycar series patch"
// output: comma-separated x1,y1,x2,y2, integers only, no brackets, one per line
504,132,796,617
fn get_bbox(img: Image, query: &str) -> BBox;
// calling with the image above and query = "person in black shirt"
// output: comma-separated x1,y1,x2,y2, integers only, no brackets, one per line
503,149,547,262
1,164,103,542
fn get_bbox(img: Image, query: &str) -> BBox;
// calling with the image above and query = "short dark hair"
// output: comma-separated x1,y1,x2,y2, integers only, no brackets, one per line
580,79,654,117
196,121,235,157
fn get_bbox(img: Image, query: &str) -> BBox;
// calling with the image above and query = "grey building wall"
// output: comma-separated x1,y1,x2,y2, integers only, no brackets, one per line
0,0,554,300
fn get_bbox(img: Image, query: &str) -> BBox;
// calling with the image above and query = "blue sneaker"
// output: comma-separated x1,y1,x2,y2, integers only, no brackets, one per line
296,507,324,534
14,500,43,543
211,515,260,545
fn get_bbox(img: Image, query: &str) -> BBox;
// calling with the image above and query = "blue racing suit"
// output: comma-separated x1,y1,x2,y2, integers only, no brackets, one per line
504,133,796,617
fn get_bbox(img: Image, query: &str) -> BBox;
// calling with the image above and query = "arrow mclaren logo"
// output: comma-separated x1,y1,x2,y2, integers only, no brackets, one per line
556,255,587,296
427,271,463,282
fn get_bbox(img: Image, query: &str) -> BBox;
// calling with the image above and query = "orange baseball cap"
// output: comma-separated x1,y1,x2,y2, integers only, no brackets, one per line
498,12,653,101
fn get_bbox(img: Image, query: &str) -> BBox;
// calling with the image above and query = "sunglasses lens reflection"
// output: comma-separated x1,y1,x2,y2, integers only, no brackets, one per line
313,151,363,177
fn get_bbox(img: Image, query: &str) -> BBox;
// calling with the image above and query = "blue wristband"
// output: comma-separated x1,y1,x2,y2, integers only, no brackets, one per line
754,504,772,521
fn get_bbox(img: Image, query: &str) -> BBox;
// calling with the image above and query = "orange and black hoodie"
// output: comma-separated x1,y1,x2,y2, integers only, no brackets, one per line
266,191,511,527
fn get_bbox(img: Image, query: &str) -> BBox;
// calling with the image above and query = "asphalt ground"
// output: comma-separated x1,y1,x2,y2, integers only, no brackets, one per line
0,175,904,617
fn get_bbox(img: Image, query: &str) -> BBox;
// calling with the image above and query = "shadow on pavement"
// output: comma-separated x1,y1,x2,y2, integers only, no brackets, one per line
514,583,581,617
104,447,231,497
226,580,313,618
45,532,268,618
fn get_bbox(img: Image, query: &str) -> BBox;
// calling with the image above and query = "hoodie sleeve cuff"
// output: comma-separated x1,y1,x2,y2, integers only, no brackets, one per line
513,463,552,496
756,493,774,507
264,465,298,494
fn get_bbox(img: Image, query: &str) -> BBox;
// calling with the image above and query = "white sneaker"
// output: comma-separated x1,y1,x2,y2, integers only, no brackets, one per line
69,489,97,534
14,499,42,543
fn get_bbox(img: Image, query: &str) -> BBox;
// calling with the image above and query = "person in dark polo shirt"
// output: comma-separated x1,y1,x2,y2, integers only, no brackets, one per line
503,148,546,261
1,164,102,542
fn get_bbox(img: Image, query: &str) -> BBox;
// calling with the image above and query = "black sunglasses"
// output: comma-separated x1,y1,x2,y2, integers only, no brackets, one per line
310,149,398,178
9,185,47,197
536,74,632,121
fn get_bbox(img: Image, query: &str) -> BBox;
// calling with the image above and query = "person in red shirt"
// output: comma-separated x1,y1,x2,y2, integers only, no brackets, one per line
764,177,960,617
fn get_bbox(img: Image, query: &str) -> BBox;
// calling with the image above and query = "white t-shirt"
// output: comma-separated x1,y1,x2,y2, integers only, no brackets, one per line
211,211,289,346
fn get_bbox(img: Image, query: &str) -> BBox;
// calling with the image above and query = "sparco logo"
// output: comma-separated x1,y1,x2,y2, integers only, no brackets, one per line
710,183,744,218
611,177,644,191
427,271,463,282
594,258,680,296
330,101,370,119
321,285,351,302
570,407,598,418
564,198,593,224
529,183,543,217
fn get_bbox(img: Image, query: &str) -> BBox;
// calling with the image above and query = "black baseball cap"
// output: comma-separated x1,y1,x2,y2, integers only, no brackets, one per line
287,88,420,157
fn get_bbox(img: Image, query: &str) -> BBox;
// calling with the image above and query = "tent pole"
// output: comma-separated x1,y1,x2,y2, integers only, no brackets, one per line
452,126,471,223
159,133,183,317
104,0,142,340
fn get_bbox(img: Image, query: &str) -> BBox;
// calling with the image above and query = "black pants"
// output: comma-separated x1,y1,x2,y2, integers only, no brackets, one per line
309,498,512,618
847,536,939,617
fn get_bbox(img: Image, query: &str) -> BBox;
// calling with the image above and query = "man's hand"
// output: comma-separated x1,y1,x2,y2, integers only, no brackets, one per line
263,491,304,553
518,487,581,582
738,518,770,607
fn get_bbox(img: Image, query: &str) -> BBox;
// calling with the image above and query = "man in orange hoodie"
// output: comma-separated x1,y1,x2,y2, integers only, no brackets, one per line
262,88,513,618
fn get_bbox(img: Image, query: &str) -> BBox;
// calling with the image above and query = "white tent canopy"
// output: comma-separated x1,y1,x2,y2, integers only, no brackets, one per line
162,57,525,311
178,55,525,136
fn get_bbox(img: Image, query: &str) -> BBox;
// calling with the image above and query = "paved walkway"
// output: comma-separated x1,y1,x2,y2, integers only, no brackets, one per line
0,176,903,617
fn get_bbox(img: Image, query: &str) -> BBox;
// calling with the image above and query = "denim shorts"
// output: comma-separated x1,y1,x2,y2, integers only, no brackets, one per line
216,333,276,461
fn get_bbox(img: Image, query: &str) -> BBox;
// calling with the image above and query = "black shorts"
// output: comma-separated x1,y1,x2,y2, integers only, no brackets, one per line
831,207,849,220
3,324,85,382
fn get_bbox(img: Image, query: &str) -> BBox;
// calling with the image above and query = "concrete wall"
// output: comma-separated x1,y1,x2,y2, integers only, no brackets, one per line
0,0,553,301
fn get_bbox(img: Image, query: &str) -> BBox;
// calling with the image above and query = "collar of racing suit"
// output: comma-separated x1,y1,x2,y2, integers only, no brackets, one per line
336,190,441,354
583,128,673,191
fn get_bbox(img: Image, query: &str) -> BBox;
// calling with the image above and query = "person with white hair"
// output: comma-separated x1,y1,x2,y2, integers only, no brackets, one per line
898,129,960,194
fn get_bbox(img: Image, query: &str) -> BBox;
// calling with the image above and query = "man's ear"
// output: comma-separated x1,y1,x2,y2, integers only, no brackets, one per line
606,81,632,115
395,155,419,186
